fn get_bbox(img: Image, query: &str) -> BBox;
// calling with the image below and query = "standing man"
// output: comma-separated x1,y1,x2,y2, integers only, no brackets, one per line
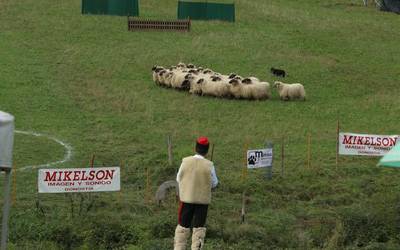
174,137,218,250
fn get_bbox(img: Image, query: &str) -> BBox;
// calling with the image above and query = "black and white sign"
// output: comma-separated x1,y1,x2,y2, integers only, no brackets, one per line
247,148,273,169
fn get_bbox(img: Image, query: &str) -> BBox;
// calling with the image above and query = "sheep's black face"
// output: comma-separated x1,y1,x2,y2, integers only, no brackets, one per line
228,73,236,79
152,66,157,71
242,78,252,84
211,76,222,82
197,79,204,84
187,64,195,69
154,67,163,73
203,70,211,74
229,79,239,86
181,80,190,90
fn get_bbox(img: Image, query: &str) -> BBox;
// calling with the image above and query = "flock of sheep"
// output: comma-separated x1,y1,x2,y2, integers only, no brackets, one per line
151,62,306,101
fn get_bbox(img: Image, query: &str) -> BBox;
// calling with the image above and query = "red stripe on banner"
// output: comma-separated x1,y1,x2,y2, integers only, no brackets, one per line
178,201,184,225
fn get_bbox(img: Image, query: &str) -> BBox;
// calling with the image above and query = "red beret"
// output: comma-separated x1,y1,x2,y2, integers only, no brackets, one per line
197,137,209,146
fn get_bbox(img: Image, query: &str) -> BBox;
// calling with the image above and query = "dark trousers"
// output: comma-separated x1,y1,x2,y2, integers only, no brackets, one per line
178,201,209,228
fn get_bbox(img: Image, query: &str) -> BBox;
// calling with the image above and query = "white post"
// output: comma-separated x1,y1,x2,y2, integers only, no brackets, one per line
0,111,15,250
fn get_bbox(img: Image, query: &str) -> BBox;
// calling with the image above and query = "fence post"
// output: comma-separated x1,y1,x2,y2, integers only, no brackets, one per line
241,190,246,223
210,143,215,161
11,163,16,206
307,133,311,169
265,141,273,180
145,167,150,204
119,160,124,204
90,154,95,168
281,136,285,177
167,135,173,167
336,120,340,170
242,140,249,182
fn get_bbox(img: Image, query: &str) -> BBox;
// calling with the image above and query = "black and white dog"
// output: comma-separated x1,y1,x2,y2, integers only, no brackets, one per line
270,67,286,77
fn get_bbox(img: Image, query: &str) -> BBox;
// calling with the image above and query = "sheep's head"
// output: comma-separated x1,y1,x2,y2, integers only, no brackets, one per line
211,76,222,82
203,69,212,74
197,78,205,85
181,80,191,90
187,63,195,69
229,79,240,86
188,69,198,74
159,70,167,76
228,73,237,79
152,65,157,71
177,62,186,68
153,66,164,73
273,81,282,88
165,72,173,79
234,76,242,80
242,78,252,84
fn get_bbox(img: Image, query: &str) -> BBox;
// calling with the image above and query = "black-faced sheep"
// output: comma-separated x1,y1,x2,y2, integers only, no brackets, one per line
273,81,306,101
152,66,164,84
229,79,270,100
171,71,191,89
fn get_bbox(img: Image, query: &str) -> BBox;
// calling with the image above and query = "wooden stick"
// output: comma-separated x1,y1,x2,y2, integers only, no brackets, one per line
210,143,215,161
336,119,340,171
119,160,123,204
11,163,16,206
145,167,150,204
90,154,95,168
307,133,311,169
242,140,249,182
241,191,246,223
281,136,285,177
167,135,173,167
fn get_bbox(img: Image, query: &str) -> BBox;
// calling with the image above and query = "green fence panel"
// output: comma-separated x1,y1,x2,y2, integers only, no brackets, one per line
82,0,139,16
177,1,235,22
82,0,108,15
206,2,235,22
178,1,207,20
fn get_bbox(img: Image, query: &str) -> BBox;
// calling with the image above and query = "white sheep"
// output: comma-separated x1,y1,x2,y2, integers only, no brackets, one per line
249,81,271,100
228,79,252,99
274,81,306,101
187,75,204,95
170,71,190,89
152,66,164,84
156,69,168,86
229,79,270,100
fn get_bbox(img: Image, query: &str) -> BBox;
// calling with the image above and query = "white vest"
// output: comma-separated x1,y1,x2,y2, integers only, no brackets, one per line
178,156,212,204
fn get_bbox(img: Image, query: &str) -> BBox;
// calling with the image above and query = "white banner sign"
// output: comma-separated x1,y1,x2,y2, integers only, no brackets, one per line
339,132,398,156
247,148,273,169
38,167,120,193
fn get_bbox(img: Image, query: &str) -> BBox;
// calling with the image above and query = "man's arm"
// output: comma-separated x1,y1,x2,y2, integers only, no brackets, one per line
176,162,184,183
211,165,218,188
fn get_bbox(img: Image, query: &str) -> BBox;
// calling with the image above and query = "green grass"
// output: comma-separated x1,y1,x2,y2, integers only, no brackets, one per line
1,0,400,248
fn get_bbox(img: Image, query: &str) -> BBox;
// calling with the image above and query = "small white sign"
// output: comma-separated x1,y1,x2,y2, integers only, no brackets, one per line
38,167,120,193
339,132,398,156
0,111,14,169
247,148,273,169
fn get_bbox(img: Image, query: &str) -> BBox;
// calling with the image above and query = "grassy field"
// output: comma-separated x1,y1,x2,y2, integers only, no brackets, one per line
1,0,400,249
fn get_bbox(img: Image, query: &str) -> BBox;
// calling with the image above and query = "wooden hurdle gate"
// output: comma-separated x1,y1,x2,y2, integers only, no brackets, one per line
128,17,191,32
